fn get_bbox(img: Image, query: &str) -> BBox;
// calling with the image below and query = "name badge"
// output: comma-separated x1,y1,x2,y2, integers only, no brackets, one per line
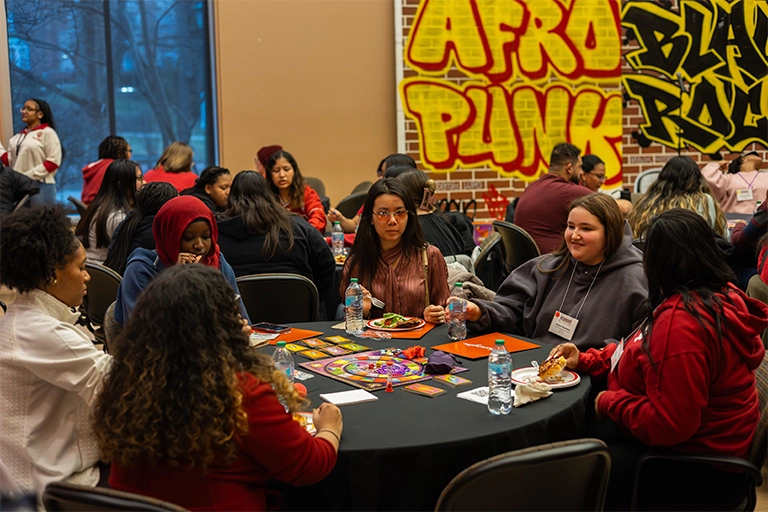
610,339,624,373
737,188,753,202
548,310,578,341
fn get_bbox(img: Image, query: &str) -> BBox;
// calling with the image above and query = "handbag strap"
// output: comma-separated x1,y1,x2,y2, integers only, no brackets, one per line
421,246,429,309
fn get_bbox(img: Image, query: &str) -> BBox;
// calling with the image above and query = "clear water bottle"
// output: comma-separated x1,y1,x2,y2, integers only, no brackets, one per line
272,341,294,383
488,339,512,415
345,278,364,336
332,221,344,257
447,284,467,341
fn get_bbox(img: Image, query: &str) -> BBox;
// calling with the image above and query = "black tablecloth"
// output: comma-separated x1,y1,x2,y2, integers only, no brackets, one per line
265,322,592,511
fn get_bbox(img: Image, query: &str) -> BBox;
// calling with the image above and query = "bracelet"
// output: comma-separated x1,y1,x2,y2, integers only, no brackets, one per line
316,429,341,444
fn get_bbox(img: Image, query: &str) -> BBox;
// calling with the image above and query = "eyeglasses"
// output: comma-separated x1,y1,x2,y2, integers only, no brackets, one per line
588,172,607,182
373,209,408,221
20,106,39,113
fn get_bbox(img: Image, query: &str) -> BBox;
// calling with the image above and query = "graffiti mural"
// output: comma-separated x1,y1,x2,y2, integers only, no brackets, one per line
400,0,624,187
623,0,768,153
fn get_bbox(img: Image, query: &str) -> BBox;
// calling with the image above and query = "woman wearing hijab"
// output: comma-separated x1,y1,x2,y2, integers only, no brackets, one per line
114,195,249,325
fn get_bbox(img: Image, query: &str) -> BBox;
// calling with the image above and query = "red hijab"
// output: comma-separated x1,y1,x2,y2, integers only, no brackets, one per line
152,196,221,269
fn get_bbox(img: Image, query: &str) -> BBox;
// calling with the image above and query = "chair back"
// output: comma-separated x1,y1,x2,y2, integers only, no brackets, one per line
67,196,88,217
634,168,661,194
304,177,326,198
12,194,30,213
84,262,123,327
236,273,320,323
631,238,645,252
351,181,373,194
748,352,768,469
335,192,367,219
473,233,506,292
435,438,610,511
492,221,540,275
103,301,122,355
43,481,187,511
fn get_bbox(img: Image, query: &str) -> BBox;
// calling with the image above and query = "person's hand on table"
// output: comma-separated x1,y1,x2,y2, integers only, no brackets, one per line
548,342,580,369
424,304,445,324
313,403,343,451
176,252,202,265
461,301,482,322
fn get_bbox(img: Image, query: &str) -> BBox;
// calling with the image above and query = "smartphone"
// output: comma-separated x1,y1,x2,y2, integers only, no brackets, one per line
252,322,292,334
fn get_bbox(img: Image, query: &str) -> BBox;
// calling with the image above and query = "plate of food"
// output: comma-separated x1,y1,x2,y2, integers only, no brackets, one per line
510,356,581,389
334,253,347,265
366,313,426,331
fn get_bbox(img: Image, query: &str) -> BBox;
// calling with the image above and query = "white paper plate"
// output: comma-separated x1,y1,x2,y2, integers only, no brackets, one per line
510,367,581,389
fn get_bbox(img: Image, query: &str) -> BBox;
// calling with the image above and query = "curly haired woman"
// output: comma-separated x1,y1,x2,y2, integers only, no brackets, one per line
0,206,112,496
94,265,342,511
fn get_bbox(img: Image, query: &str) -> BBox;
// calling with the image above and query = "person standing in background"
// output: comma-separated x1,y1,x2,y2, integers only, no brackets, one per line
699,150,767,215
0,98,62,206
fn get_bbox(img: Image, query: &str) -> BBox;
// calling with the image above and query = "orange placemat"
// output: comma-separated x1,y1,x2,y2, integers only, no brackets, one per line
266,328,325,345
431,332,539,360
387,322,438,339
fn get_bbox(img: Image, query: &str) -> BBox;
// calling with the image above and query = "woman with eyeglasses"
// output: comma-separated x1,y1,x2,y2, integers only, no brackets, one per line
266,150,326,233
0,99,62,206
340,179,450,322
699,150,767,214
579,154,606,192
76,159,145,264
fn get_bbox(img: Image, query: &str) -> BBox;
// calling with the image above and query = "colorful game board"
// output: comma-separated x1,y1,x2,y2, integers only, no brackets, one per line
300,348,434,391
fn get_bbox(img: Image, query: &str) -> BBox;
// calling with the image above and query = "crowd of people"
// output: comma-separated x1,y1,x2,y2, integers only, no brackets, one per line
0,99,767,511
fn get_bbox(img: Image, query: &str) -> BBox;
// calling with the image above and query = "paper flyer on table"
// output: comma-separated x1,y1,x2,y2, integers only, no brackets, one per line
457,386,489,405
320,389,378,406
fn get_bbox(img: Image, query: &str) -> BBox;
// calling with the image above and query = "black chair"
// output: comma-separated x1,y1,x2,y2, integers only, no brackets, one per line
632,238,645,251
351,181,373,194
43,481,187,511
67,196,87,217
305,177,330,213
12,193,30,213
236,273,320,323
83,262,122,336
629,352,768,511
435,438,611,511
473,232,506,292
633,168,661,195
335,192,367,219
492,220,540,275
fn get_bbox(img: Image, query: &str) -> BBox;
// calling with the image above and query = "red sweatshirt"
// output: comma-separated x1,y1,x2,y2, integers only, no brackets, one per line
109,373,337,511
144,166,198,192
286,185,326,233
81,158,114,205
579,284,767,459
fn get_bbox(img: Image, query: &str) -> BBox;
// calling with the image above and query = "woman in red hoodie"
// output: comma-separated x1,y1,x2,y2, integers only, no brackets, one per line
81,135,132,205
551,208,768,510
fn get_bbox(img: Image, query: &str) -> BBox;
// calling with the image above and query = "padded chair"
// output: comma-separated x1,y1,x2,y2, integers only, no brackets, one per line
67,196,87,217
351,181,373,195
633,168,661,194
236,273,320,323
630,352,768,511
335,192,367,219
435,438,611,511
43,481,187,511
492,220,540,275
83,262,122,334
103,301,122,354
305,177,330,213
473,233,507,292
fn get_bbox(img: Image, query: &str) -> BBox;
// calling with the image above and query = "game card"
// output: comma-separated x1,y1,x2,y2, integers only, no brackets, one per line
303,338,331,349
326,335,352,344
432,374,472,388
299,349,329,360
403,383,446,397
322,345,351,356
284,343,308,353
339,343,370,353
294,370,315,381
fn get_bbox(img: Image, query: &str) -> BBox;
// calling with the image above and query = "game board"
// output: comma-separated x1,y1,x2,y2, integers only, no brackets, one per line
300,348,461,392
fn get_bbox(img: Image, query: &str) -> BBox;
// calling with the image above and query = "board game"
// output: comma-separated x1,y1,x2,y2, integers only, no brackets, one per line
301,348,465,392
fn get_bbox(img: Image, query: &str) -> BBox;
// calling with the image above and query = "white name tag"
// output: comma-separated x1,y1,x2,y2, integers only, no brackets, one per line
548,310,579,341
737,188,753,202
610,340,624,373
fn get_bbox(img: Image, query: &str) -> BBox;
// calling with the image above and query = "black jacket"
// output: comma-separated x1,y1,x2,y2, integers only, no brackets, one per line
0,166,40,216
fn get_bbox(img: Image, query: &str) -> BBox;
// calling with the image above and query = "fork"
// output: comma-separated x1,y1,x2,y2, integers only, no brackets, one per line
370,296,385,309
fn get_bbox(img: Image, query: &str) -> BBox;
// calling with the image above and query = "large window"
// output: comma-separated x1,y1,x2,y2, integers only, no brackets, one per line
5,0,216,200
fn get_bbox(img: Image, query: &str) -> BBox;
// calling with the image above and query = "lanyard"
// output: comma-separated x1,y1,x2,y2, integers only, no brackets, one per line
737,172,758,189
15,131,28,156
557,259,604,321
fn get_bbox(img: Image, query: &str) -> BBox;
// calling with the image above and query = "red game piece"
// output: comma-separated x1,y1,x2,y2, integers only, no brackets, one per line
293,383,307,397
385,361,394,393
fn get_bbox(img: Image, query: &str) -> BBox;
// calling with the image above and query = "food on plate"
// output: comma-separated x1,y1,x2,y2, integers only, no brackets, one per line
374,313,422,329
334,253,347,264
538,356,567,381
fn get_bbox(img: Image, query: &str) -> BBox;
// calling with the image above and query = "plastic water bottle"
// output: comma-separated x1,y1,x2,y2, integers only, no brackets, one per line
488,339,512,415
447,284,467,341
332,221,344,257
272,341,294,383
345,278,364,336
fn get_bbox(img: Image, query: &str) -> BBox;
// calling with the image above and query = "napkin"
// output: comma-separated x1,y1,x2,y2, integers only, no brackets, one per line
513,380,552,407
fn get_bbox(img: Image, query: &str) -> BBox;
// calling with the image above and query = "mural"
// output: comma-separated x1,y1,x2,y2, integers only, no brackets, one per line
400,0,624,188
623,0,768,154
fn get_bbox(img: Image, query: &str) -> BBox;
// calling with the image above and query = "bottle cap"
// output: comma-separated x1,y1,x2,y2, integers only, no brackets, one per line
455,282,463,287
495,339,505,346
351,277,358,282
334,221,340,225
276,341,287,347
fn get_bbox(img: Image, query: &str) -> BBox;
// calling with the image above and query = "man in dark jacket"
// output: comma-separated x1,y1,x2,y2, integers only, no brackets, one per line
0,166,40,216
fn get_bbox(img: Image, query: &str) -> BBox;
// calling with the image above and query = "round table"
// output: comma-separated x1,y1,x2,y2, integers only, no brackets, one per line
265,321,592,511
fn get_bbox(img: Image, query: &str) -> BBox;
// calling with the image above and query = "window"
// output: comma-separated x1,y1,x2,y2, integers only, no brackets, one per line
5,0,216,201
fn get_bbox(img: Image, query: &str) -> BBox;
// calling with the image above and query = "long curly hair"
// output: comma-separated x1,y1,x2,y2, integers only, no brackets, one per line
93,265,306,469
629,156,727,237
